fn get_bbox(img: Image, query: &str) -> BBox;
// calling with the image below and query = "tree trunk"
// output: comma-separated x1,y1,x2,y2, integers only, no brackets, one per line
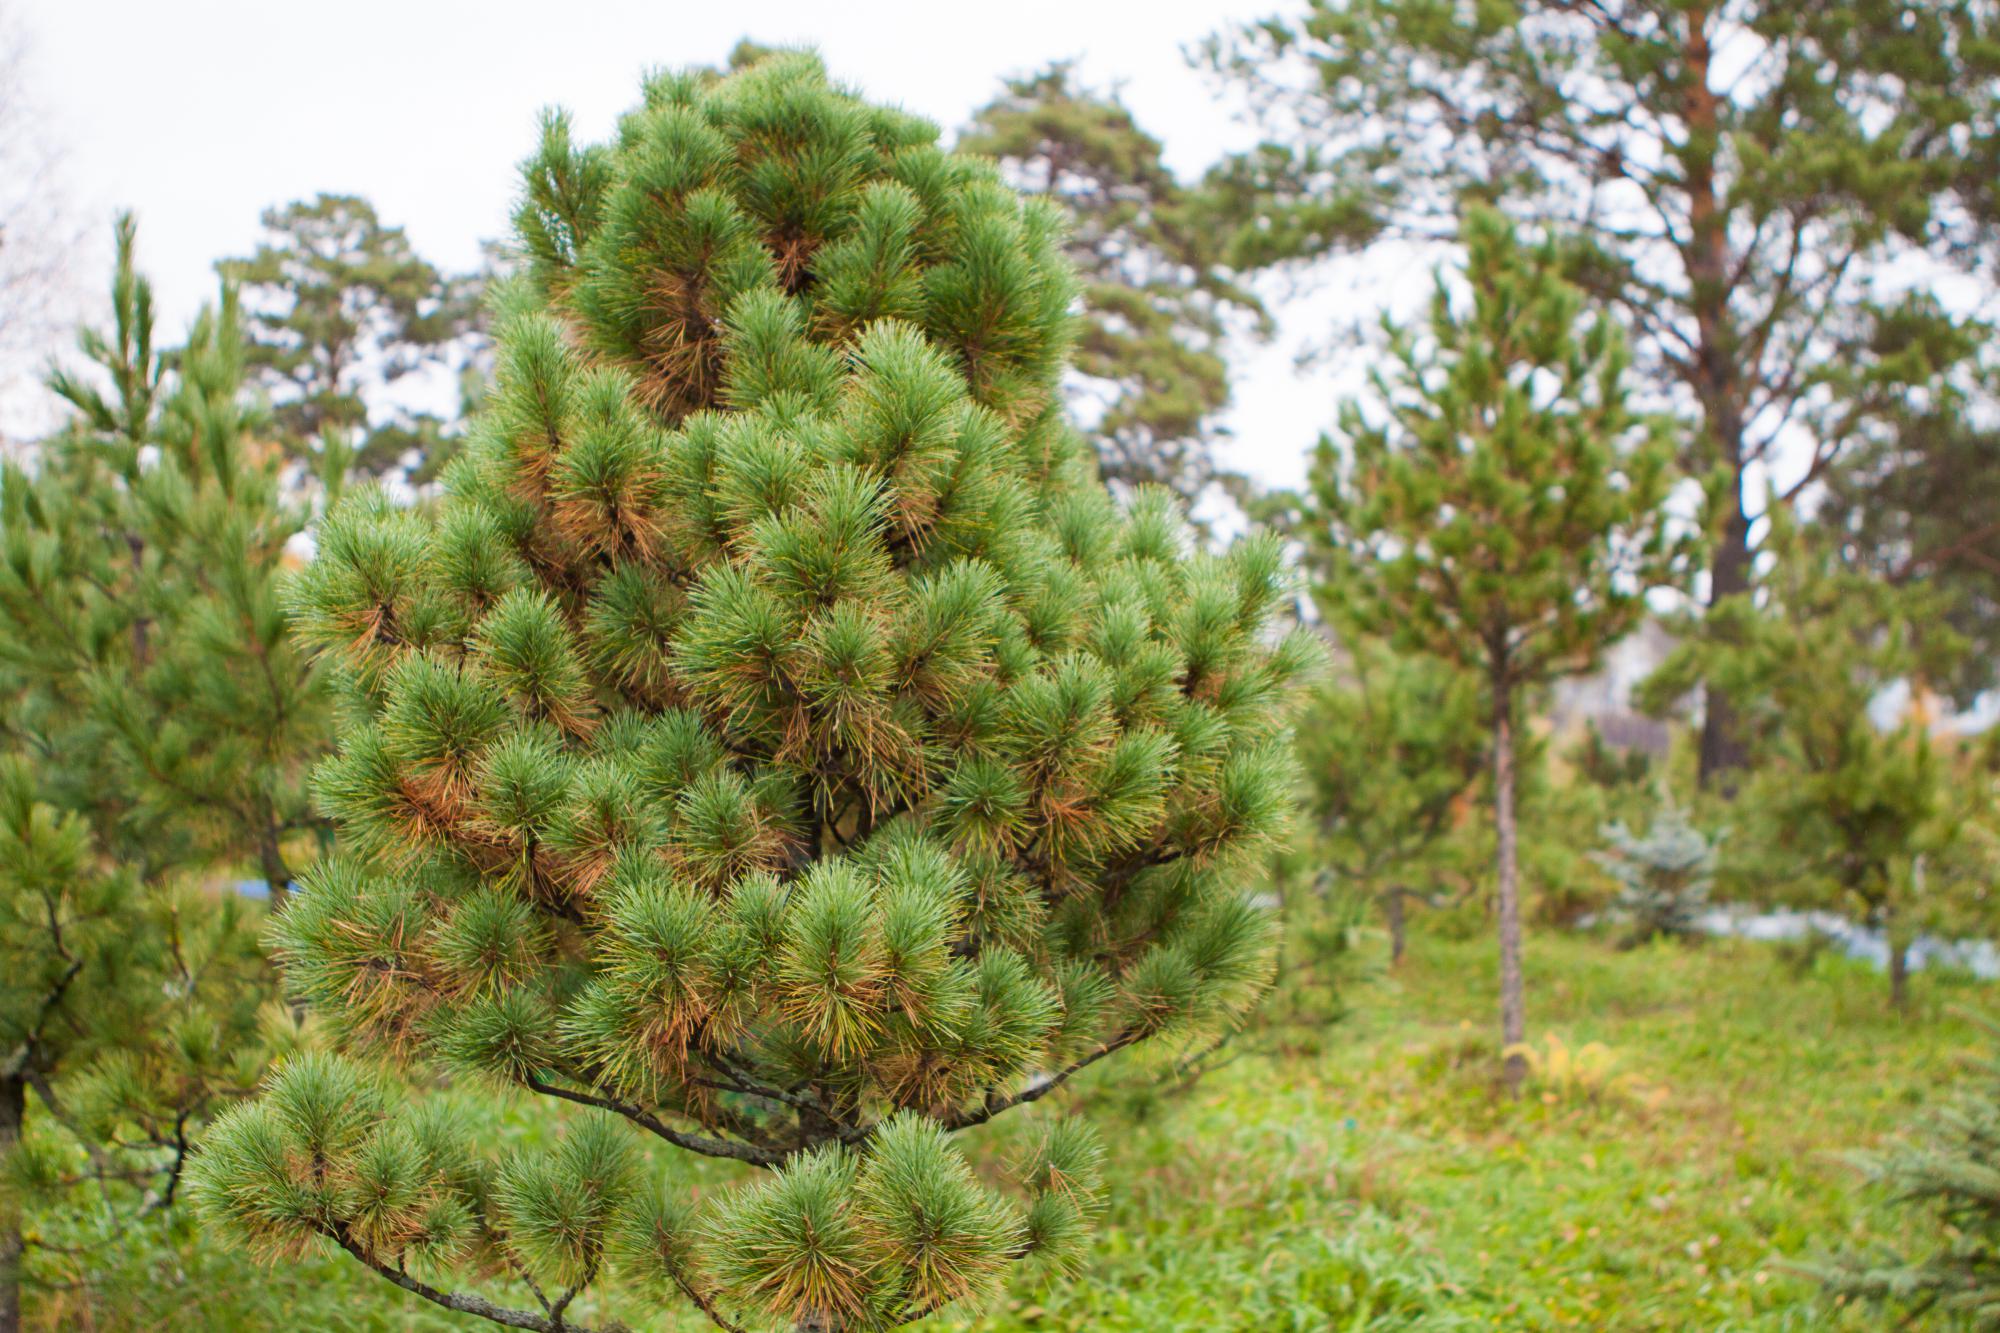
796,1314,841,1333
1679,5,1753,794
1,1073,25,1333
1698,481,1753,790
1888,927,1912,1013
1384,888,1407,968
1492,686,1527,1097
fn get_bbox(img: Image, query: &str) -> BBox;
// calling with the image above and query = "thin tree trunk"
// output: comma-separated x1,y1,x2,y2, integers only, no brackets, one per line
1492,685,1527,1096
1385,888,1407,968
796,1314,841,1333
1888,922,1912,1013
1,1073,25,1333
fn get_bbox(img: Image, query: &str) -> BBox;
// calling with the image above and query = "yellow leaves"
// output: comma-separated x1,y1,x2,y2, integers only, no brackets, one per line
1503,1031,1669,1113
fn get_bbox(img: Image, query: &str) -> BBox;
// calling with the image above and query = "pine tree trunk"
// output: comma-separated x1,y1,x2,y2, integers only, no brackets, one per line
796,1313,842,1333
1698,481,1752,791
1492,686,1527,1097
1888,932,1912,1013
1385,888,1407,968
1,1073,24,1333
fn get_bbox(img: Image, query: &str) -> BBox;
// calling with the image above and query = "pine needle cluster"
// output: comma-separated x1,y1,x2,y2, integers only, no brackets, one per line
191,52,1313,1333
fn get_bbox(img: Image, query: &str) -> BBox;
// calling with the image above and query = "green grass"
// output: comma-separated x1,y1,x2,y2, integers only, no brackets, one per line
940,927,1986,1332
34,926,1984,1330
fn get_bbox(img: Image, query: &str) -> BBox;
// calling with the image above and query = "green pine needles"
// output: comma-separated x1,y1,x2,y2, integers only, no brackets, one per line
191,52,1313,1333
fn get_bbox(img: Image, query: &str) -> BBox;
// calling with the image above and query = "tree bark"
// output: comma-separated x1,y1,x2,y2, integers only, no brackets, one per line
1888,929,1911,1013
1679,4,1753,793
1698,479,1753,790
796,1314,841,1333
1,1074,25,1333
1492,686,1527,1096
1384,887,1408,968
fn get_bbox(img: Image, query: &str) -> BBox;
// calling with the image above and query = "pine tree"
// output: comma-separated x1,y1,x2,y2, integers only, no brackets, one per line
1591,799,1719,946
1302,208,1678,1092
0,217,329,1329
1820,394,2000,708
958,63,1265,503
1640,512,1989,1008
1201,0,1997,787
1813,1017,2000,1325
1294,640,1486,965
189,54,1314,1333
220,193,480,478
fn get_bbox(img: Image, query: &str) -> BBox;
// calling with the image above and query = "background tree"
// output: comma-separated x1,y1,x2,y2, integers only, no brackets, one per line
0,217,329,1330
1293,639,1486,965
1303,208,1678,1091
958,62,1265,503
1640,513,1991,1008
219,193,479,478
1813,1016,2000,1325
190,53,1314,1333
1818,388,2000,707
1202,0,1998,786
1591,798,1719,946
0,1,86,446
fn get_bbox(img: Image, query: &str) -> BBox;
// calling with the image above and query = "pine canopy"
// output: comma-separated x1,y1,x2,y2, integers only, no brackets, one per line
192,52,1313,1333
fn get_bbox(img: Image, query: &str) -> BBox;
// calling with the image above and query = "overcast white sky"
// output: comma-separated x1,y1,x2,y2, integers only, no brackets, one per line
10,0,1431,486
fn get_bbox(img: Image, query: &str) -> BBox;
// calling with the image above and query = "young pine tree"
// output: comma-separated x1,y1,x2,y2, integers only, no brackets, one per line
189,54,1314,1333
1814,1016,2000,1325
0,218,329,1330
1294,639,1486,966
1304,208,1678,1092
1641,513,1990,1009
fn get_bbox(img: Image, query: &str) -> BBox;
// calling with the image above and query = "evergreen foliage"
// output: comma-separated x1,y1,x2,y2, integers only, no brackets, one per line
1300,208,1679,1090
1641,512,1994,1007
220,193,481,478
1294,640,1486,964
958,63,1264,502
191,54,1313,1333
1591,799,1718,945
1202,0,1998,786
0,217,329,1325
1815,1017,2000,1326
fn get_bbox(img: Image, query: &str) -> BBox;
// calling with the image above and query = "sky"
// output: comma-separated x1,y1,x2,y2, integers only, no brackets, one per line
9,0,1430,486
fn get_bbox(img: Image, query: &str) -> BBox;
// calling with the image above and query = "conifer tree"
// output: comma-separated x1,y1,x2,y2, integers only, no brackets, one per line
1640,513,1990,1008
1202,0,1997,786
1303,208,1678,1092
1814,1016,2000,1324
959,63,1264,502
1591,799,1719,946
1294,640,1486,965
220,193,479,478
189,54,1313,1333
0,217,328,1330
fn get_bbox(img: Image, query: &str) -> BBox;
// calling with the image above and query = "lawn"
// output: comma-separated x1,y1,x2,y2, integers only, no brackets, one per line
36,925,1979,1330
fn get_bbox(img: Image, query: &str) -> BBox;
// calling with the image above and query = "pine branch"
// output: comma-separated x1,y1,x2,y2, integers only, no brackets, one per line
522,1075,784,1167
940,1030,1142,1132
330,1223,628,1333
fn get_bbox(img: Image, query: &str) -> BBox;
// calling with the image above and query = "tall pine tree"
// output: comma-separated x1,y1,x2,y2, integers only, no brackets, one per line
1202,0,1997,786
0,217,329,1331
220,193,479,479
189,54,1314,1333
1303,208,1678,1091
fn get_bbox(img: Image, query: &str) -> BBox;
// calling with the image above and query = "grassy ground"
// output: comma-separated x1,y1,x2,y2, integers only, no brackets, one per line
35,925,1982,1330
